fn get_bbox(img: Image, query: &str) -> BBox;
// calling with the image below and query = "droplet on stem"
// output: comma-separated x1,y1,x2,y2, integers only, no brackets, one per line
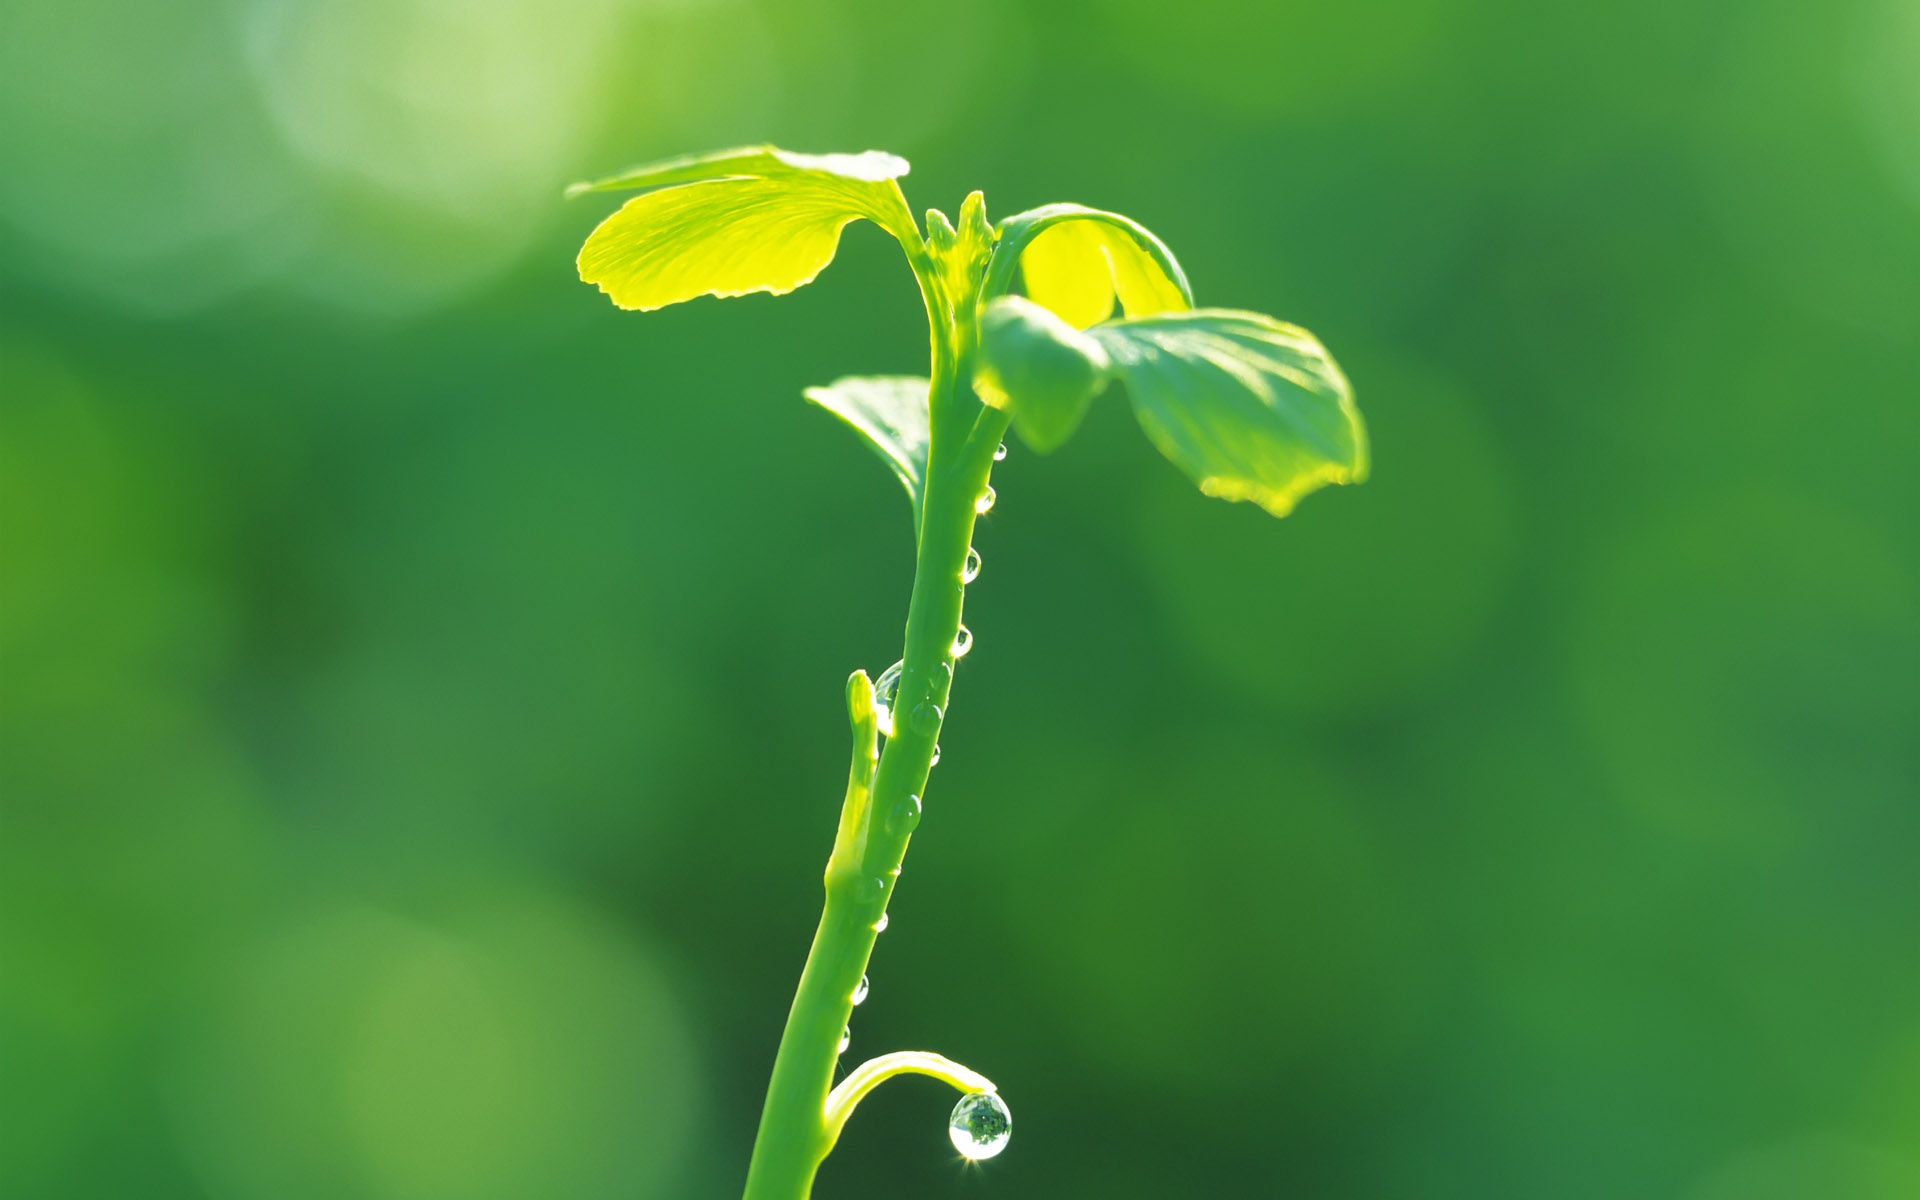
909,700,943,736
993,443,1008,462
838,1027,851,1055
873,912,889,933
962,547,981,584
949,1092,1011,1160
975,487,995,515
886,795,922,836
871,660,904,737
950,626,973,659
852,974,869,1006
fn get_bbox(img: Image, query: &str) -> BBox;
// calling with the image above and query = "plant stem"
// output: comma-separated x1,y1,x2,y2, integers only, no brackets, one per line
741,293,1008,1200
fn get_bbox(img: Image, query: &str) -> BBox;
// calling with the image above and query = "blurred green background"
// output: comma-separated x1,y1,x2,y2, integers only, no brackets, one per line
2,0,1917,1196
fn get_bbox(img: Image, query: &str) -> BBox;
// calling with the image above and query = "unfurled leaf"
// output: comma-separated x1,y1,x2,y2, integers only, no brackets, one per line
993,205,1193,329
1088,311,1367,517
974,296,1111,455
803,376,931,523
574,146,919,312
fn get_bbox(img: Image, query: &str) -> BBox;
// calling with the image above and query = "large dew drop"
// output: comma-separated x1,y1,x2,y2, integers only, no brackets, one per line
886,795,922,837
948,1092,1011,1161
975,487,996,515
871,660,904,737
950,626,973,659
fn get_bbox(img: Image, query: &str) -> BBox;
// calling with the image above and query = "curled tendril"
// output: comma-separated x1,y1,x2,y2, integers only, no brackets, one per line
823,1051,998,1150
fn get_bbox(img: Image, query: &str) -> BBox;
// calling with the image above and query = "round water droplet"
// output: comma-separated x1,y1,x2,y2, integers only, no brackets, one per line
962,547,982,584
910,700,943,735
975,487,996,515
929,743,942,766
949,1092,1011,1161
887,795,922,836
852,974,869,1006
873,912,889,933
838,1027,851,1055
993,443,1008,462
950,626,974,659
871,660,904,737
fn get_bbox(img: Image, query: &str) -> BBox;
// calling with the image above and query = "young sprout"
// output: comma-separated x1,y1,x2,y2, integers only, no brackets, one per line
570,145,1367,1200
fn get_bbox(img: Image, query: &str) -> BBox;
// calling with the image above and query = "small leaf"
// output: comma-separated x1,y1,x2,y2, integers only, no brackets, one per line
992,205,1193,329
574,146,918,312
975,296,1111,455
1088,310,1367,517
803,376,931,523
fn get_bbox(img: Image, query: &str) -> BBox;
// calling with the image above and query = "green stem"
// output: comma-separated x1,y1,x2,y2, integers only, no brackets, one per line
740,252,1010,1200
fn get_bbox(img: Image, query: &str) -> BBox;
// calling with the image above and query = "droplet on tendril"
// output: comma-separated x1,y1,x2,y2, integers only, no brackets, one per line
993,443,1008,462
950,626,973,659
975,487,996,515
887,795,922,836
852,974,869,1006
838,1027,851,1054
909,700,943,735
871,660,903,737
949,1092,1011,1160
962,547,981,583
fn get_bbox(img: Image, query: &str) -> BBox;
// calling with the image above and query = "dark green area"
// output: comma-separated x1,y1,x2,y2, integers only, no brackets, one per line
1,0,1916,1196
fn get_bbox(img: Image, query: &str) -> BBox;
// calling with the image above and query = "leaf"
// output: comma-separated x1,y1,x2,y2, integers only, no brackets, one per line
1088,310,1367,517
992,205,1193,329
803,376,931,523
567,145,910,197
574,146,919,312
974,296,1112,454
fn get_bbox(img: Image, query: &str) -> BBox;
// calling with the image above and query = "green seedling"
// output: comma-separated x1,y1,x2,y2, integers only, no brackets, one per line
570,145,1368,1199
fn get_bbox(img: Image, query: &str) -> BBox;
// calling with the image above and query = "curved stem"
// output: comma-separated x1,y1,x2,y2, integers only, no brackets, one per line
823,1053,996,1150
741,246,1011,1200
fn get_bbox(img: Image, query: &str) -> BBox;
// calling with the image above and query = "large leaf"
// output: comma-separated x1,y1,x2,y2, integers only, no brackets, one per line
991,205,1193,329
574,146,918,312
1088,311,1367,517
974,296,1111,455
803,376,931,524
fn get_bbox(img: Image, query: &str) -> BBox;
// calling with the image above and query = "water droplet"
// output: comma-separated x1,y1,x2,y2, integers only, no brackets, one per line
962,547,981,583
949,1092,1011,1161
909,700,943,736
871,660,904,737
886,795,922,836
929,743,942,766
993,443,1008,462
950,626,973,659
852,975,869,1006
873,912,889,933
838,1027,851,1055
975,487,996,515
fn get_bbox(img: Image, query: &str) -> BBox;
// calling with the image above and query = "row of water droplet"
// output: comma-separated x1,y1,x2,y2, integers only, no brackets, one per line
839,447,1010,1163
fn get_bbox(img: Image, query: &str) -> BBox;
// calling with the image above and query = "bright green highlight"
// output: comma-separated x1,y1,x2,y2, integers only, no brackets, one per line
570,143,1365,1199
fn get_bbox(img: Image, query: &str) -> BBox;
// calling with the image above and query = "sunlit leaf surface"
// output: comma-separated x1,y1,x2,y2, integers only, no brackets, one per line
574,147,917,312
1004,205,1192,329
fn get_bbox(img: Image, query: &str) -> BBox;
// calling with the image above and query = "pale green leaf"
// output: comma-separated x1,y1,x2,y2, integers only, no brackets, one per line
991,205,1193,329
803,376,931,523
574,146,918,312
974,296,1111,454
1088,310,1367,517
566,145,910,196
